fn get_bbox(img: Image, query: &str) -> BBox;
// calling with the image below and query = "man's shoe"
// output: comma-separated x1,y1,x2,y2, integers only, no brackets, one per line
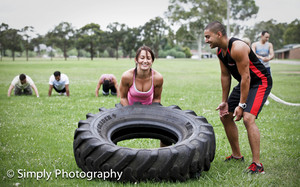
224,154,244,162
246,162,265,174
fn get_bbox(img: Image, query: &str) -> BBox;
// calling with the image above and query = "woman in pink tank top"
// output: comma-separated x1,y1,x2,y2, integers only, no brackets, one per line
119,46,163,106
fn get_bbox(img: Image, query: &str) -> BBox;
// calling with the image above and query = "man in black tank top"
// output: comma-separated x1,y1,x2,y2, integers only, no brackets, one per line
204,21,272,174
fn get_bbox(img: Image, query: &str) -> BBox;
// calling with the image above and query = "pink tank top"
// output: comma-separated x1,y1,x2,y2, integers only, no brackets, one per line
100,74,113,82
128,70,154,105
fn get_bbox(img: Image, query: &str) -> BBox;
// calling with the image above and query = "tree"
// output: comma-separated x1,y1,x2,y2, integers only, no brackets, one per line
20,26,35,61
48,22,74,60
0,23,9,61
73,29,82,60
166,0,258,59
175,25,197,49
142,17,169,58
97,31,110,57
5,28,22,61
44,32,56,60
107,22,127,59
122,27,141,59
283,19,300,45
78,23,102,60
31,34,45,57
166,28,176,49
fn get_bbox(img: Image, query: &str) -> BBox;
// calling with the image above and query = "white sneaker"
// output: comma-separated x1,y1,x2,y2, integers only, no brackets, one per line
265,100,270,105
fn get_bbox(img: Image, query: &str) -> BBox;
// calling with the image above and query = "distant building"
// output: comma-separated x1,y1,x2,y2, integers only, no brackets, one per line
274,44,300,59
190,49,215,59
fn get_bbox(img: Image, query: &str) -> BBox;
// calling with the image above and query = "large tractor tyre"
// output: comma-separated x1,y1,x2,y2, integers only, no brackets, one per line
73,103,215,182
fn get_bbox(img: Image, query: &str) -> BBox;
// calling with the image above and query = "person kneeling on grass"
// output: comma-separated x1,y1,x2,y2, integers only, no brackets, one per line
95,74,119,97
48,71,70,97
8,74,39,97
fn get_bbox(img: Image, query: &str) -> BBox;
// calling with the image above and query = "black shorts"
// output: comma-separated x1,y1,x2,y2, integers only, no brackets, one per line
103,80,117,95
53,86,66,93
228,81,272,117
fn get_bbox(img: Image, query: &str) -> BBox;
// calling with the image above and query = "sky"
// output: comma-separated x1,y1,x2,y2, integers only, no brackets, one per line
1,0,300,36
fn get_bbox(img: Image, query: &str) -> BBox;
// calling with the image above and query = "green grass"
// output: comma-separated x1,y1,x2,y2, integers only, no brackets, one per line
0,58,299,186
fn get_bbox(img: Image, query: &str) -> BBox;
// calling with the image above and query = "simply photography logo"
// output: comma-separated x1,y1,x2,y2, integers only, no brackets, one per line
6,169,123,181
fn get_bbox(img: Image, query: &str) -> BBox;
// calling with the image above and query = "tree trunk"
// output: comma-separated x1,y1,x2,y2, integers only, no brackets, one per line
64,43,67,61
91,42,93,61
77,48,80,61
116,45,119,60
50,47,53,61
227,0,231,37
26,48,29,61
197,34,202,60
154,48,159,59
12,50,15,61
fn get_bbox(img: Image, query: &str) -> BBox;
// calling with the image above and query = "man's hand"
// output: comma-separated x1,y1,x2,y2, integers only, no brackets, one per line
261,57,270,62
216,102,229,117
233,106,243,121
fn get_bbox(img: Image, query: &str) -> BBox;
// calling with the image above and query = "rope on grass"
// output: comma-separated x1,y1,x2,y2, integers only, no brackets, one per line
269,93,300,106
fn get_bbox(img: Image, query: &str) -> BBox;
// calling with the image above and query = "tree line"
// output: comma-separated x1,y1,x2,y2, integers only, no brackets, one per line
0,17,185,61
1,0,299,61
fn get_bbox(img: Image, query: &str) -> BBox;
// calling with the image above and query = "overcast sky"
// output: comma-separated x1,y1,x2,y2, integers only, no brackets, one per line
1,0,299,35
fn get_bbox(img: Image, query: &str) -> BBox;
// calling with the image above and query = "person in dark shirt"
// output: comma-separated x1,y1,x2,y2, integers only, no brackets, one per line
204,21,272,174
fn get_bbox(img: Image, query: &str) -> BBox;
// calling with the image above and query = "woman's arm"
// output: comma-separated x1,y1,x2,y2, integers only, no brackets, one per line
152,71,163,103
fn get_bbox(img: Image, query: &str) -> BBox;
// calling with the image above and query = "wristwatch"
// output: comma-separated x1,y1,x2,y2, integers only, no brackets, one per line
238,103,247,109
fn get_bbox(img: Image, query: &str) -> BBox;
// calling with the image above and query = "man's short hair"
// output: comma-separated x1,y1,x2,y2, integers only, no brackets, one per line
54,71,61,77
205,21,227,36
262,31,269,36
19,74,26,81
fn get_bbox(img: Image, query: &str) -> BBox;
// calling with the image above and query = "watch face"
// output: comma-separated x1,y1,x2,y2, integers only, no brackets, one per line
239,103,247,109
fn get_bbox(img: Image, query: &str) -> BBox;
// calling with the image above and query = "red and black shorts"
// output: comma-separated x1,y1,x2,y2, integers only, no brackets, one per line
228,80,272,117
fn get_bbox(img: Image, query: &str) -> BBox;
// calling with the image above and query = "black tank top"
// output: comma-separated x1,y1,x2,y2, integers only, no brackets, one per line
217,37,271,86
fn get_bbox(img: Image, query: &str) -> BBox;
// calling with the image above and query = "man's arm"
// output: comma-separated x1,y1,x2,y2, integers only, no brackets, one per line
268,43,274,61
216,59,231,117
7,85,14,97
48,85,53,96
251,42,262,59
65,84,70,97
112,78,120,97
220,60,232,103
31,84,39,97
231,41,251,121
119,72,131,106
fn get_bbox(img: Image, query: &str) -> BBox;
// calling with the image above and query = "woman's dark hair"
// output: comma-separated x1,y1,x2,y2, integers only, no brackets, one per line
134,46,155,75
103,79,110,86
135,46,155,62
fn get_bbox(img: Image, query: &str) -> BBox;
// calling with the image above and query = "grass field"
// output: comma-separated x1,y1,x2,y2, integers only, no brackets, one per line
0,58,299,186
